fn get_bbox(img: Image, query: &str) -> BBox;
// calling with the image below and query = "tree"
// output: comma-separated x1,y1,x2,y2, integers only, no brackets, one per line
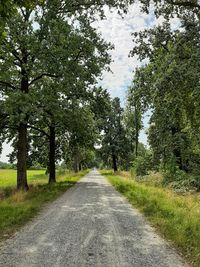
100,97,129,171
126,80,143,158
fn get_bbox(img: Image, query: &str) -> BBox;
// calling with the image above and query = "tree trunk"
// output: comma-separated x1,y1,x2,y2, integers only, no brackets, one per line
48,126,56,183
171,126,185,171
79,162,82,171
135,103,139,158
73,146,79,173
112,153,118,172
17,123,29,191
17,61,29,190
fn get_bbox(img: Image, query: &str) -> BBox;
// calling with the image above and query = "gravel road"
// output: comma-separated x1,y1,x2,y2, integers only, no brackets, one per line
0,170,188,267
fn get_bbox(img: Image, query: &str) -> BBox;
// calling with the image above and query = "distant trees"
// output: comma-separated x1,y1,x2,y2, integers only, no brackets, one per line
99,97,143,172
0,162,15,169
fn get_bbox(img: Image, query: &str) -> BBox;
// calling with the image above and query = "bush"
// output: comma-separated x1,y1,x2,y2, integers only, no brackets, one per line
161,158,200,192
29,163,44,170
0,162,15,169
132,153,152,177
57,167,67,176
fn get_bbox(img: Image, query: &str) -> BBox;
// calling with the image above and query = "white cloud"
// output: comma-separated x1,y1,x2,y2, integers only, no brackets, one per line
94,3,181,104
93,3,152,104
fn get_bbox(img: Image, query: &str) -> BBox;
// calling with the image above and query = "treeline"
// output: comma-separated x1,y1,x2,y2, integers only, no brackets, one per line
0,162,15,169
98,3,200,191
0,1,129,190
97,96,144,171
131,14,200,191
1,1,199,191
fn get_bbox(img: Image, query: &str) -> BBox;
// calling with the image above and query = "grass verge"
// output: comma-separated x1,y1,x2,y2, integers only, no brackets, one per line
0,170,88,242
101,170,200,267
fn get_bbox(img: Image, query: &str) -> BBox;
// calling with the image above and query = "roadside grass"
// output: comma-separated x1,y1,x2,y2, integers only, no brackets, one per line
101,170,200,267
0,170,88,241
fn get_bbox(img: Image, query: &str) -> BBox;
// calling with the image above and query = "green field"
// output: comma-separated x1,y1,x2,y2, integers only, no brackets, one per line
0,169,88,241
101,170,200,267
0,169,47,188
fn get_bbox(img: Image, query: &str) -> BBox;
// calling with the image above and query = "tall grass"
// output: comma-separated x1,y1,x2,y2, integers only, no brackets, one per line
0,170,88,241
101,170,200,267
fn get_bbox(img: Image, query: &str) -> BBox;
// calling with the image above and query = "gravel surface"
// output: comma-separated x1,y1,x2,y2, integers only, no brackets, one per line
0,170,188,267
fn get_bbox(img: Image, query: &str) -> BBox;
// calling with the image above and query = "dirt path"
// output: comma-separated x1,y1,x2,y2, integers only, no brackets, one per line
0,170,188,267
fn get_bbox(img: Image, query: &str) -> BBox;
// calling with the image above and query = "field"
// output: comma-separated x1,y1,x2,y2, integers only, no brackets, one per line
0,169,88,241
101,170,200,267
0,169,47,188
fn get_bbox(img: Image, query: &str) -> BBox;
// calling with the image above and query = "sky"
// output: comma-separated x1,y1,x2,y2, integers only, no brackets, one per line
0,3,179,162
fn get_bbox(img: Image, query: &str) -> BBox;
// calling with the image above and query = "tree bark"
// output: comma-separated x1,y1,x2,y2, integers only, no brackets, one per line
17,61,29,190
17,123,29,190
73,145,79,173
135,103,139,158
79,162,82,171
112,153,118,172
171,126,185,171
48,126,56,183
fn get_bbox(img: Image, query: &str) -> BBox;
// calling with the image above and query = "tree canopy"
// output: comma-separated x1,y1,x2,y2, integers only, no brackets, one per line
1,0,200,190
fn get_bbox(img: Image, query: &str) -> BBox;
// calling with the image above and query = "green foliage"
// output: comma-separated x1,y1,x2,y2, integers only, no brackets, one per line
123,89,143,163
103,172,200,267
161,157,187,184
132,153,152,176
99,97,131,171
1,0,200,190
129,12,200,190
0,0,113,188
0,162,15,169
161,160,200,192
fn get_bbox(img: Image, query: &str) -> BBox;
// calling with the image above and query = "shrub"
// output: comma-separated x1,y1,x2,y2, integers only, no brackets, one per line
132,153,152,177
161,158,200,192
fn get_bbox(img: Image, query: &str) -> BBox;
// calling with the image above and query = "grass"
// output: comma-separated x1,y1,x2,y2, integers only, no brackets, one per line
0,169,47,188
101,170,200,267
0,169,88,241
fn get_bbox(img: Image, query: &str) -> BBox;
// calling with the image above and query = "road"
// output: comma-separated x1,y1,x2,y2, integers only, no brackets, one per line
0,170,187,267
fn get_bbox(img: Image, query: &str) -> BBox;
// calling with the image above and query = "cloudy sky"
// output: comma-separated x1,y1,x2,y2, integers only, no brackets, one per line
0,3,179,162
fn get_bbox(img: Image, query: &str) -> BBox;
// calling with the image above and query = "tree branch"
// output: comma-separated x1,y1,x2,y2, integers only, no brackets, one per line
58,1,104,14
166,0,200,9
0,81,16,90
70,48,84,65
27,125,50,138
28,73,59,86
12,50,22,64
0,125,17,130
